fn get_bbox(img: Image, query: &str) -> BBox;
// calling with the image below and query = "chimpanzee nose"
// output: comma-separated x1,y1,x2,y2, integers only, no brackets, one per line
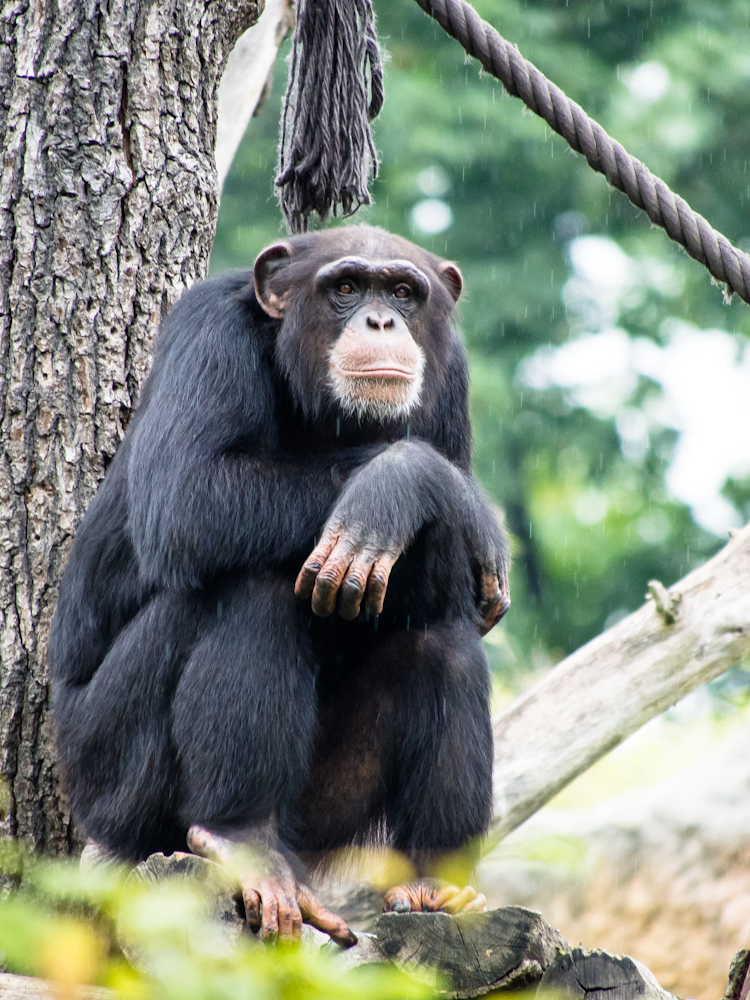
366,312,395,331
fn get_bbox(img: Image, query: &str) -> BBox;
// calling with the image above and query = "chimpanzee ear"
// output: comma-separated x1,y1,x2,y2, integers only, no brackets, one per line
438,262,463,303
254,242,294,318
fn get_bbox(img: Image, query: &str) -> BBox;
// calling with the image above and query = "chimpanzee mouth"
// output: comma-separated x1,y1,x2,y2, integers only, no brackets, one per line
338,366,416,380
328,341,426,421
329,364,425,422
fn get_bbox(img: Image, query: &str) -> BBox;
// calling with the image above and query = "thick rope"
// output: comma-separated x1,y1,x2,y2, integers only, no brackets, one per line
414,0,750,306
276,0,383,234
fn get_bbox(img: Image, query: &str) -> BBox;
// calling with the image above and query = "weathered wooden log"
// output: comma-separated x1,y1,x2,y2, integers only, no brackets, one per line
538,949,675,1000
369,909,568,998
112,853,686,1000
0,974,108,999
118,852,244,968
723,950,750,1000
492,523,750,839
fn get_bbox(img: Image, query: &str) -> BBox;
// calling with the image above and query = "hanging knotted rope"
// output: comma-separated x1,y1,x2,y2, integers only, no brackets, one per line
412,0,750,305
276,0,384,234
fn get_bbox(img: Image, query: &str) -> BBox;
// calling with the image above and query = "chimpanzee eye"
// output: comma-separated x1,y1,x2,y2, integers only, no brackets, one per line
393,284,411,299
338,281,354,294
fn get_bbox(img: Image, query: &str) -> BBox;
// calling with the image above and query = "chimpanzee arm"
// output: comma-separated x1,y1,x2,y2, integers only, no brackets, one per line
296,440,509,626
128,428,377,590
126,277,382,590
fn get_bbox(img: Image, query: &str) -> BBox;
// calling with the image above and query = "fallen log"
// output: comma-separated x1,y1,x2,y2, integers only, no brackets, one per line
491,522,750,839
12,847,750,999
723,950,750,1000
0,975,108,999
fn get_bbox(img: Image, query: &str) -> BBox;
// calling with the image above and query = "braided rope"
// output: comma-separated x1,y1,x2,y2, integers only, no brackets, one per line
414,0,750,306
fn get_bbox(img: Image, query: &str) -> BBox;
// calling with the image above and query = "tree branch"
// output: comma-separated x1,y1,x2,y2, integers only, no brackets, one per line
216,0,292,191
491,523,750,839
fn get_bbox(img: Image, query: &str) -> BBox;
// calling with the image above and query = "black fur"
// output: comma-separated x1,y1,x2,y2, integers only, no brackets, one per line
50,227,507,862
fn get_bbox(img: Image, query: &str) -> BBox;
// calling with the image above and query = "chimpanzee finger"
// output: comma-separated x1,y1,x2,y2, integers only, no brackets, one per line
364,551,399,616
243,887,262,932
382,886,413,913
298,886,358,948
310,538,358,617
294,527,341,600
259,884,280,940
422,883,461,912
462,892,487,913
440,885,480,914
278,893,303,941
337,551,378,620
477,571,510,636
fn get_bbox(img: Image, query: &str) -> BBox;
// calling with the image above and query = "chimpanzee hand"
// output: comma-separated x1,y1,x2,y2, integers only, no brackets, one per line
296,441,437,620
241,868,356,946
461,490,511,636
295,519,402,620
296,441,510,628
187,825,356,947
475,531,510,637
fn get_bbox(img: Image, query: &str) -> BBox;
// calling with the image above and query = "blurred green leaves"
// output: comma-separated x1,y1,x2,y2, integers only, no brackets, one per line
0,847,431,1000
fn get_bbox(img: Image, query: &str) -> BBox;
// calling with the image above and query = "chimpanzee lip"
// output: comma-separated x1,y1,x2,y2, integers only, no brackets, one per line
338,366,415,380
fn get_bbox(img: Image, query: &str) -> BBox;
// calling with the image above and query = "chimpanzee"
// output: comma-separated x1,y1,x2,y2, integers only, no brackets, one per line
50,225,510,946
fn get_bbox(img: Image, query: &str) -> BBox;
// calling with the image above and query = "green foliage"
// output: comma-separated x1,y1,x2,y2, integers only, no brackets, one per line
0,847,431,1000
212,0,750,687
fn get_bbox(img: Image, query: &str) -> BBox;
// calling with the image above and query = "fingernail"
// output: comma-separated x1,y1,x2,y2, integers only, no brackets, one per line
389,899,411,913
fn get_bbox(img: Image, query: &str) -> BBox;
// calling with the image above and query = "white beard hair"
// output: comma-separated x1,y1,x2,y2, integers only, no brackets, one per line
328,347,426,423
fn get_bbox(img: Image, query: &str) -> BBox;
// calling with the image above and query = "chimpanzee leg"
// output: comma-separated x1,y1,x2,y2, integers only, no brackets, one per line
171,573,319,832
54,590,207,860
387,620,493,855
289,619,491,856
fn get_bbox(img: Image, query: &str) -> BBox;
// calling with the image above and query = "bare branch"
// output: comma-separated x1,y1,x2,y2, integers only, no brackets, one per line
491,523,750,839
217,0,293,191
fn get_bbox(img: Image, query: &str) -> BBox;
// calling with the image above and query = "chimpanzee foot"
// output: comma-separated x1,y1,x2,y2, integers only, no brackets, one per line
241,873,357,947
186,825,357,947
383,878,486,914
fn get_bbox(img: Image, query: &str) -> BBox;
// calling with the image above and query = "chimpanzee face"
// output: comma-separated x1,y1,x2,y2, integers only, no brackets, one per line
314,254,430,421
252,227,462,424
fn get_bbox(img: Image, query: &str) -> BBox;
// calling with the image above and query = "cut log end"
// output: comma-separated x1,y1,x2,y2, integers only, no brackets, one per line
373,907,568,997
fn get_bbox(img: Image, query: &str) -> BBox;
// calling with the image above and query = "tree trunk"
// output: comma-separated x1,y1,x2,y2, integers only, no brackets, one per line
0,0,263,854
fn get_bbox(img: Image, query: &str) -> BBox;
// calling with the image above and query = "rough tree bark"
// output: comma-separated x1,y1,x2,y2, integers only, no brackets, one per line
0,0,264,854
